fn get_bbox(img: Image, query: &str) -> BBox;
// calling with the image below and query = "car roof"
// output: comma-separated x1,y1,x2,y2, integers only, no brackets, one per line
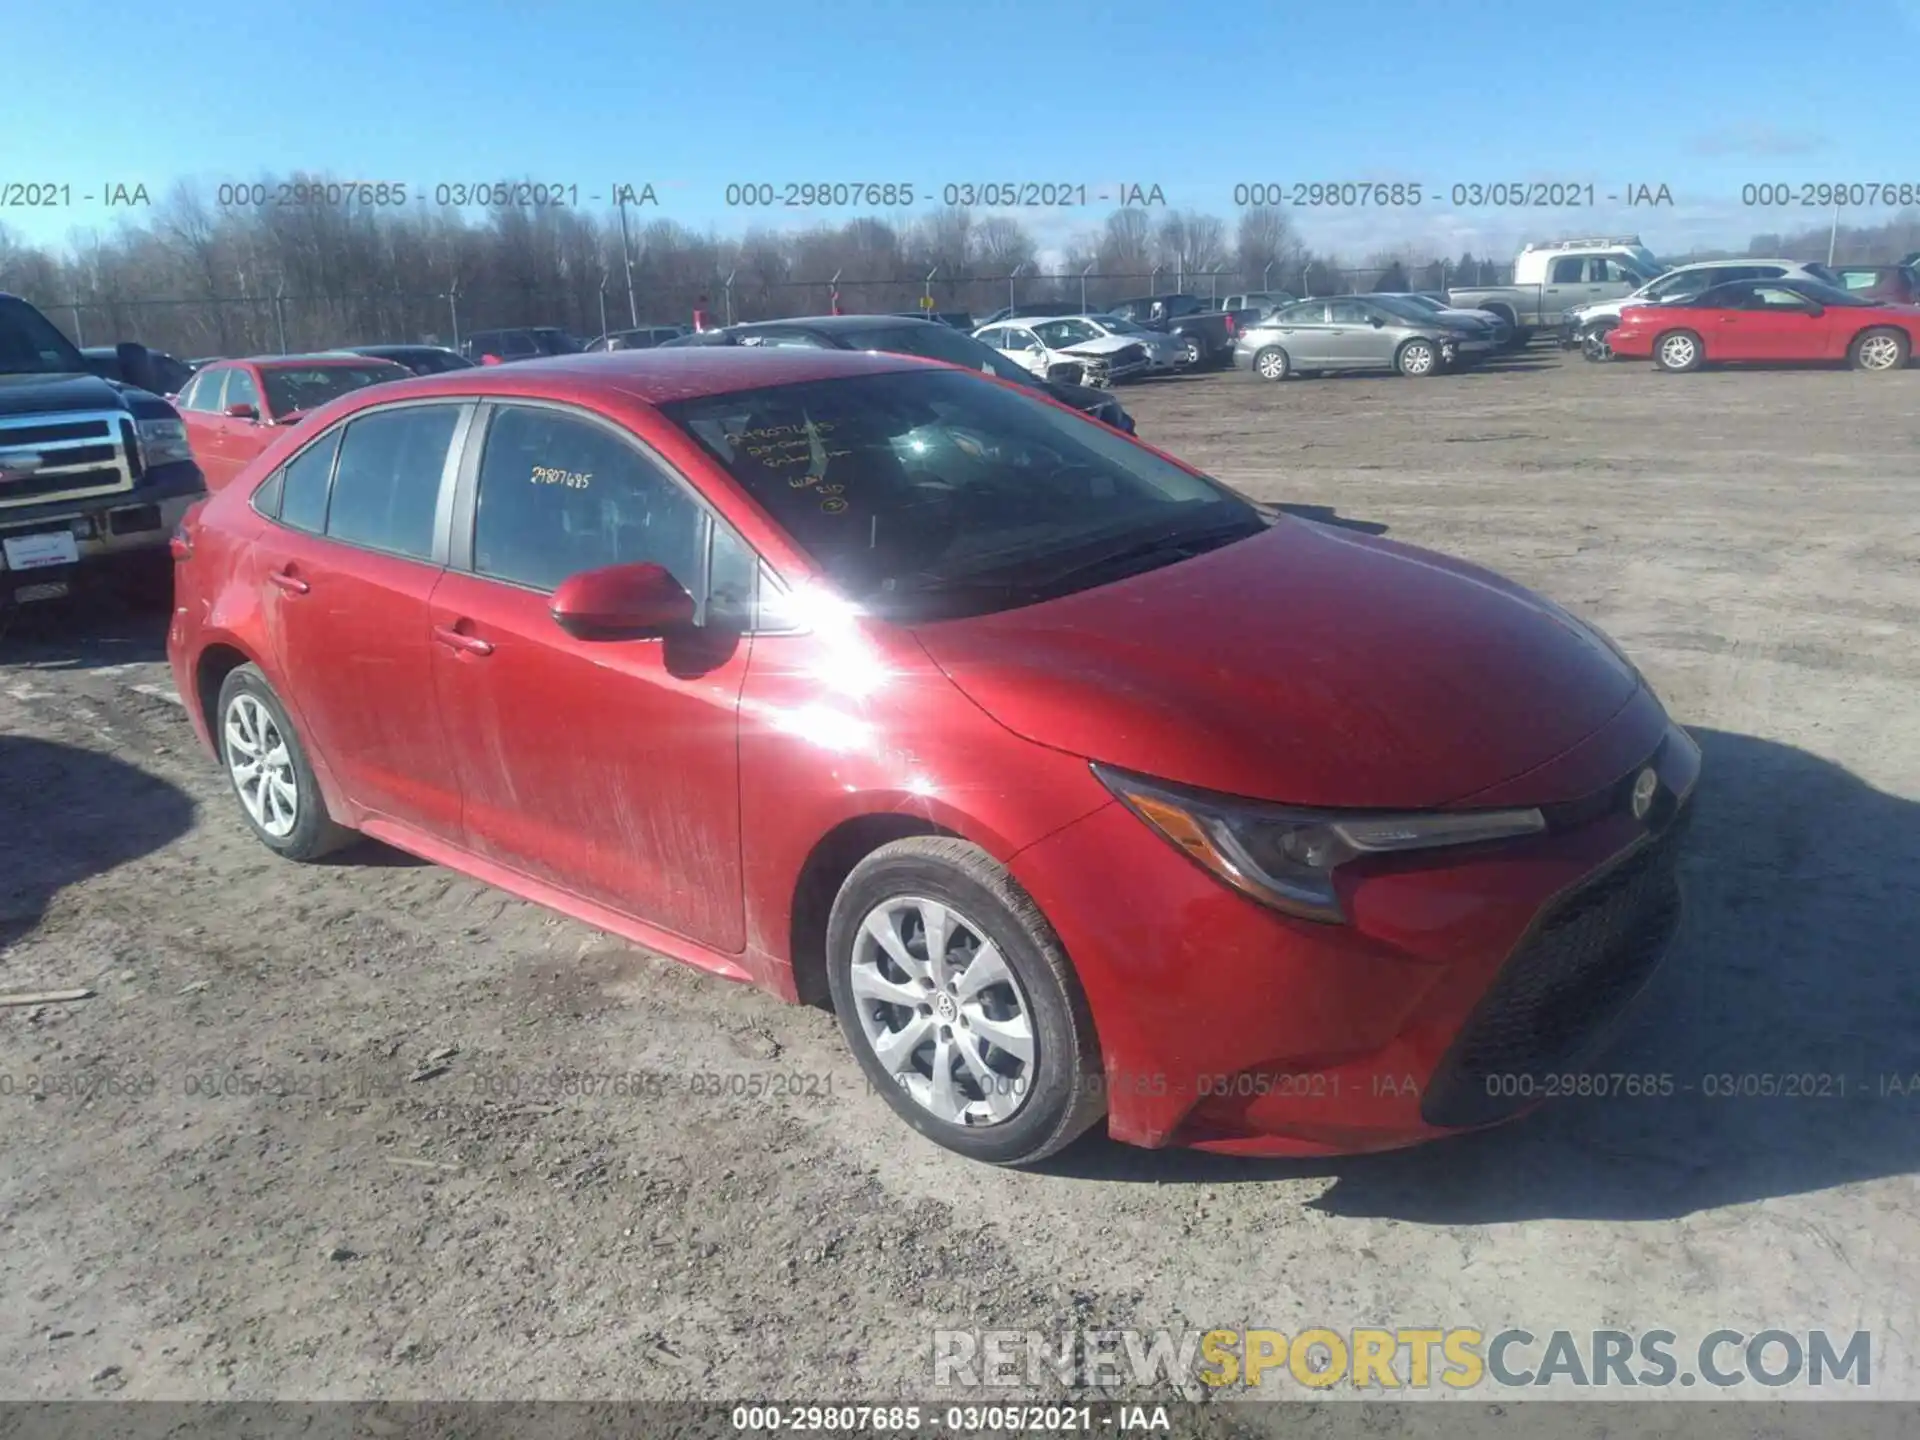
351,343,452,353
323,345,932,408
219,353,410,368
732,314,940,333
1673,257,1807,270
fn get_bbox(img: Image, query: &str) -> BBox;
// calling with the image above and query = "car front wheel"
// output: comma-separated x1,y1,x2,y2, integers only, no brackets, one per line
1848,326,1910,372
825,837,1106,1166
1654,330,1704,372
1396,339,1440,377
216,664,354,860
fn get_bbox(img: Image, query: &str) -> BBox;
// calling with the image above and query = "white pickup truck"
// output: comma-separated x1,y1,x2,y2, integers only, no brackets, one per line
1447,236,1665,343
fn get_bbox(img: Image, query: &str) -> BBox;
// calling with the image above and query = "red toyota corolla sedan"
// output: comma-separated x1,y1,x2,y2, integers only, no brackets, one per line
1611,275,1920,372
166,348,1699,1166
175,354,409,491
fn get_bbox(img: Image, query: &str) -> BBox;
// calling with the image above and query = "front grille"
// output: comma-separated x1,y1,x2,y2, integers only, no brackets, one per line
0,410,138,510
1421,806,1690,1129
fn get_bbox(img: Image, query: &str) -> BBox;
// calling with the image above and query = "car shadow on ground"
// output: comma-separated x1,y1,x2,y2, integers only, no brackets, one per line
1047,727,1920,1221
0,589,171,671
0,734,197,956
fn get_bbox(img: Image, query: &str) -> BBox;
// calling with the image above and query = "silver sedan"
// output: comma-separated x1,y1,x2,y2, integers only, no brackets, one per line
1234,297,1488,380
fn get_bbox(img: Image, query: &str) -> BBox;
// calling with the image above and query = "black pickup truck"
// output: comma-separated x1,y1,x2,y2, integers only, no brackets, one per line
1103,293,1257,368
0,293,205,609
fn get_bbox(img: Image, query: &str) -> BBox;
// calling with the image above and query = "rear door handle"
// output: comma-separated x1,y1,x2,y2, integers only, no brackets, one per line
433,624,494,657
268,569,309,595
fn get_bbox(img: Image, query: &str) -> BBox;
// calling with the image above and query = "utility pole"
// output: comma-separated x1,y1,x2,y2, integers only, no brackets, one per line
618,195,639,327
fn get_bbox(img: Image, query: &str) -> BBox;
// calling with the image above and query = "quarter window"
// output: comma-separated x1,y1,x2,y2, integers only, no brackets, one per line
323,405,460,560
471,405,707,595
278,429,343,534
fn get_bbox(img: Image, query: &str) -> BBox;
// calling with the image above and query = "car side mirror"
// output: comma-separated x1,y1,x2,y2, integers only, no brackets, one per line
1803,304,1825,317
116,341,156,391
1369,317,1384,328
224,402,259,421
550,562,696,640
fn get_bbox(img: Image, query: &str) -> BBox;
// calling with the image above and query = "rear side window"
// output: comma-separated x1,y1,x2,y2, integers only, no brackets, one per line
471,404,706,594
225,369,261,413
278,430,342,533
324,405,460,560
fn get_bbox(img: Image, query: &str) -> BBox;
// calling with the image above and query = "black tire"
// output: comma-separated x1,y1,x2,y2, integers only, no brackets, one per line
1395,338,1441,377
825,836,1106,1166
1252,345,1290,381
214,664,355,860
1847,326,1910,372
1653,329,1704,373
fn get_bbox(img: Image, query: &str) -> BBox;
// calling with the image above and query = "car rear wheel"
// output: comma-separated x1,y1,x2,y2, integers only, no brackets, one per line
825,837,1105,1167
1396,339,1440,377
1653,330,1703,373
216,664,354,860
1848,327,1909,372
1253,345,1290,381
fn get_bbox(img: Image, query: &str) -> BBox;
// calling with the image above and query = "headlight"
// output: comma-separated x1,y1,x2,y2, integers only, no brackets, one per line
1094,765,1545,924
136,417,193,467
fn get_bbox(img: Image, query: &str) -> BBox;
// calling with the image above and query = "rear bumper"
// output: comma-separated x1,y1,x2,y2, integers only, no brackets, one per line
0,462,204,605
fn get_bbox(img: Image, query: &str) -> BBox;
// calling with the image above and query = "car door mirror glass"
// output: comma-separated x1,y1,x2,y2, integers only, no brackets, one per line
551,562,697,640
225,402,259,420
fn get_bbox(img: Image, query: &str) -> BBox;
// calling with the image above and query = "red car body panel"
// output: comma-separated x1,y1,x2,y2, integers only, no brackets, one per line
168,349,1694,1156
1611,299,1920,364
183,357,409,491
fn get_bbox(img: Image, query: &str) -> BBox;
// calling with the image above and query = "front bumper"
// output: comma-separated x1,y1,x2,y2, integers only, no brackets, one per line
1009,695,1698,1155
0,461,204,606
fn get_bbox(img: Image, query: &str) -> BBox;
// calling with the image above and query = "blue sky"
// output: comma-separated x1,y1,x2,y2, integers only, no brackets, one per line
4,0,1917,261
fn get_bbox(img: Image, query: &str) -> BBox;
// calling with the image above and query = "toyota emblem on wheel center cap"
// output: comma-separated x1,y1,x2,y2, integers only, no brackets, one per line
1631,767,1659,820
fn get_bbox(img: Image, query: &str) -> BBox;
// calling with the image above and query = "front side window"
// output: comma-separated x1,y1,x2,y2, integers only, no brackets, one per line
471,404,706,594
658,368,1263,620
224,369,262,414
324,405,460,559
1272,301,1326,324
1327,300,1375,325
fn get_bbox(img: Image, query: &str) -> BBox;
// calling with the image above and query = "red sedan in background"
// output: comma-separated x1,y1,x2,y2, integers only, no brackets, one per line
166,348,1699,1166
1612,276,1920,373
174,354,408,490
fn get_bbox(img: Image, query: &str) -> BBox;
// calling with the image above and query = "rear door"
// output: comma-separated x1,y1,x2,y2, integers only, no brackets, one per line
1539,255,1589,323
425,401,753,951
179,368,232,487
248,400,471,837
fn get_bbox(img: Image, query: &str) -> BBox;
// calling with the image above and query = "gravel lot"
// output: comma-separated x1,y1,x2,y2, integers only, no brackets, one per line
2,349,1916,1415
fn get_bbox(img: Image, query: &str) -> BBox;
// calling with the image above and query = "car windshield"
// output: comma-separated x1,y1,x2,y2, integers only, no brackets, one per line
532,329,581,354
1395,295,1446,312
1369,294,1442,322
838,323,1041,388
0,296,87,375
1092,315,1148,334
657,368,1263,619
262,364,405,417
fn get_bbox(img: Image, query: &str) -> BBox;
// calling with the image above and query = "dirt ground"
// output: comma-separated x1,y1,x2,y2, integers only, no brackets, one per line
2,349,1917,1415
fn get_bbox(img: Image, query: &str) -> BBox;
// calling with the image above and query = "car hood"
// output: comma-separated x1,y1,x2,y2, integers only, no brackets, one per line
0,371,139,415
1056,335,1146,358
909,518,1642,809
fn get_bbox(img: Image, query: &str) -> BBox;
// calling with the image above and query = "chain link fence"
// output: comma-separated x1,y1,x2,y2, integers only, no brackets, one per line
31,259,1515,359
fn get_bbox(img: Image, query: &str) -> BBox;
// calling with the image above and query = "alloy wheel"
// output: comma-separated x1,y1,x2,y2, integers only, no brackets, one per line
1659,334,1697,369
1182,336,1202,365
224,693,299,838
849,896,1037,1127
1401,341,1435,375
1857,334,1903,371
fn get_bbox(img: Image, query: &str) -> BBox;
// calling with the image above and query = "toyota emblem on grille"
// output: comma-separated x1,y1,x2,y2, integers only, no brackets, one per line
1630,767,1659,820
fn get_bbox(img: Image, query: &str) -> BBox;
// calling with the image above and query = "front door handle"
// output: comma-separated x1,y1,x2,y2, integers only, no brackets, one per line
433,624,494,657
268,569,309,595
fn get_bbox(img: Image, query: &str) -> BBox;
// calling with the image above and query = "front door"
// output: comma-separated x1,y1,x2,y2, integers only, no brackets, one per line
250,403,469,836
426,401,752,953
